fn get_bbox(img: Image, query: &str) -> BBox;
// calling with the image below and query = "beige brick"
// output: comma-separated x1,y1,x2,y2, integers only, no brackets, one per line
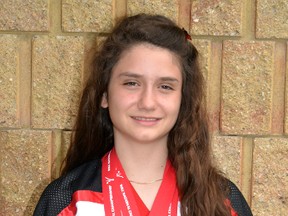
256,0,288,39
253,138,288,215
127,0,179,23
62,0,113,32
32,36,84,129
221,41,274,134
0,130,52,215
191,0,242,36
0,35,19,127
211,135,241,188
0,0,48,31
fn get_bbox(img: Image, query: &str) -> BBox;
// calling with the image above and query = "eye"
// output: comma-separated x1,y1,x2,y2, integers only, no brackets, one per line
160,84,174,91
123,81,139,87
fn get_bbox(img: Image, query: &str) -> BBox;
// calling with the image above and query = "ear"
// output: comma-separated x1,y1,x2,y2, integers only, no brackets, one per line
101,92,108,108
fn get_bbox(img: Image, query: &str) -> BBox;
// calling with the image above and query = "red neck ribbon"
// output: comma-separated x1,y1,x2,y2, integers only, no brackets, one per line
102,148,179,216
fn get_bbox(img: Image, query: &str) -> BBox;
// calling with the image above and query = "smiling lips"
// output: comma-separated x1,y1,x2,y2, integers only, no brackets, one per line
131,116,161,125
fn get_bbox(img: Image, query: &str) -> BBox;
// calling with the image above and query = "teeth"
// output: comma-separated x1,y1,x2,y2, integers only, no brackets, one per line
134,117,157,121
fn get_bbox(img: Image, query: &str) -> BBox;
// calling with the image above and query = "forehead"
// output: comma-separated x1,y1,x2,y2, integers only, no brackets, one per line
111,43,182,78
120,43,180,63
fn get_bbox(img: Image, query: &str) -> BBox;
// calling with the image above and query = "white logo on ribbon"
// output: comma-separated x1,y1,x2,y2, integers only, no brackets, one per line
105,177,115,184
116,171,124,178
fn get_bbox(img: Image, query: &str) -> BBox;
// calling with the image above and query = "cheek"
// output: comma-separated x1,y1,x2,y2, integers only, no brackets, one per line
174,94,182,116
107,92,136,110
163,94,181,115
173,103,181,118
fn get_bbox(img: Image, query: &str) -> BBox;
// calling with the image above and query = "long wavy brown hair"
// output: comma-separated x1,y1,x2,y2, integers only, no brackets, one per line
61,14,230,216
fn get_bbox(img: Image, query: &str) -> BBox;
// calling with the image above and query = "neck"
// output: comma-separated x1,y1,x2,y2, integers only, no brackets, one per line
114,141,168,183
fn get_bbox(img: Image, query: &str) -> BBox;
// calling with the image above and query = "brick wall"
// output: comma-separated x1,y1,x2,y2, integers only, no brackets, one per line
0,0,287,215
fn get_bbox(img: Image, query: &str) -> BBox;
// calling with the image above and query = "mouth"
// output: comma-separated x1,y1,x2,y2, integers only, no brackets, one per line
131,116,162,126
131,116,161,121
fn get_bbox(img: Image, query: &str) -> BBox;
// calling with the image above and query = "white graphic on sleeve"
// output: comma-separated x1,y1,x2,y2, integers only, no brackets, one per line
177,201,181,216
168,203,172,216
75,201,105,216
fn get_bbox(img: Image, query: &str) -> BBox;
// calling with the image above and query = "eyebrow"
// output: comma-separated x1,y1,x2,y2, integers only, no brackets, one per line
118,72,142,78
118,72,180,82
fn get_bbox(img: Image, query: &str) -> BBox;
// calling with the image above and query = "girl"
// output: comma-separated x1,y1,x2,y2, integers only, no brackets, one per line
34,14,253,216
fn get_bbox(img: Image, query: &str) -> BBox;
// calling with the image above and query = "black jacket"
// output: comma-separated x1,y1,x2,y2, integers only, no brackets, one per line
33,159,253,216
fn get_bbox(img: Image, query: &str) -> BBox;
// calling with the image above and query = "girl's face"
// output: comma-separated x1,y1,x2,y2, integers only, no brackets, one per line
101,43,182,146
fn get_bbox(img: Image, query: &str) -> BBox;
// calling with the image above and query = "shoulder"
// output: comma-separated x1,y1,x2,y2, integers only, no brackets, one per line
227,180,253,216
33,159,102,216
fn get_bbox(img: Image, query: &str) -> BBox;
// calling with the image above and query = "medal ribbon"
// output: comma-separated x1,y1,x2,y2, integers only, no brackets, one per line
102,148,179,216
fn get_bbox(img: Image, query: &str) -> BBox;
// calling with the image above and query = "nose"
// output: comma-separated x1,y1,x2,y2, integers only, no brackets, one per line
137,87,156,111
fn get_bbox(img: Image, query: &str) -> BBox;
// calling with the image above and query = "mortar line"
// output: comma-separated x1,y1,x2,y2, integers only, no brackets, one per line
113,0,127,25
208,41,222,132
242,0,256,40
51,129,63,179
271,42,286,134
49,0,62,35
18,35,32,128
284,43,287,134
178,0,191,30
240,137,254,205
